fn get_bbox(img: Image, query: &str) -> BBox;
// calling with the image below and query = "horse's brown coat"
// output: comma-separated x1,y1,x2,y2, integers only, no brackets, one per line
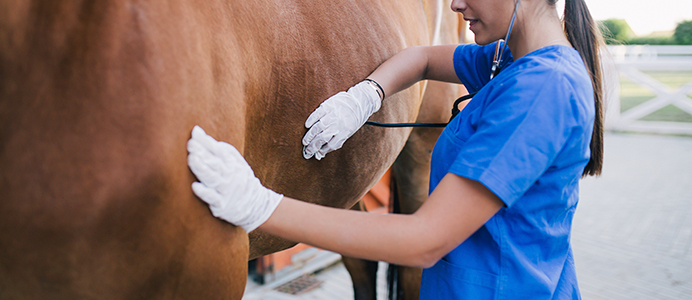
0,0,458,299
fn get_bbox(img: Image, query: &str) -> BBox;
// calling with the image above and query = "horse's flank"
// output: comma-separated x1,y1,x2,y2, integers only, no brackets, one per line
0,0,456,299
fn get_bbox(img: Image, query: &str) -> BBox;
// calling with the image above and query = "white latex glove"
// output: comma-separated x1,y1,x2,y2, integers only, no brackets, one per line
302,80,382,160
187,125,283,233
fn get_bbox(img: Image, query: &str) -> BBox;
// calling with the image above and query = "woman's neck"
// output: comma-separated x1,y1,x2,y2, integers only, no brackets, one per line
506,3,570,59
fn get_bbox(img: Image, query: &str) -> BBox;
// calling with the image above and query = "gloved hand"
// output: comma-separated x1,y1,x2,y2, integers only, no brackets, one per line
187,125,283,233
302,80,383,160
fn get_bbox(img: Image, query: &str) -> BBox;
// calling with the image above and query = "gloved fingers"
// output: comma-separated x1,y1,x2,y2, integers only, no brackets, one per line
302,146,315,159
302,122,326,158
303,138,324,160
190,125,224,157
302,120,325,146
187,137,220,170
315,136,342,160
187,136,206,155
188,153,215,186
305,105,328,129
304,128,337,160
188,151,226,187
189,126,249,178
190,125,208,140
314,150,326,160
192,181,224,208
187,138,224,168
303,113,339,146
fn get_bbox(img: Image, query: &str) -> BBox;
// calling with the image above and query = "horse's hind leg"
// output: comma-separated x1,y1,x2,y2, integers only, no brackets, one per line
342,201,379,300
388,80,462,300
343,255,379,300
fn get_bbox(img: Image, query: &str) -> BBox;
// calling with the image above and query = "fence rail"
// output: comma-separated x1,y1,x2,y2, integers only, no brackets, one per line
605,45,692,135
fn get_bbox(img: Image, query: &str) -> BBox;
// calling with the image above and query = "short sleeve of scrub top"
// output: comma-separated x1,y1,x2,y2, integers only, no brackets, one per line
452,41,513,93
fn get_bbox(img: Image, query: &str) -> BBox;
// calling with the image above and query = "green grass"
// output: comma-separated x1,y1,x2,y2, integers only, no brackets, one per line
641,71,692,89
618,71,692,123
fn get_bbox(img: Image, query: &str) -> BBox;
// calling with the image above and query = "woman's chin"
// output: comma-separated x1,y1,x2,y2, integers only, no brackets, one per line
474,36,494,46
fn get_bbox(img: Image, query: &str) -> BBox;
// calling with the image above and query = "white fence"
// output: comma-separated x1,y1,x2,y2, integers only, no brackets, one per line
604,45,692,135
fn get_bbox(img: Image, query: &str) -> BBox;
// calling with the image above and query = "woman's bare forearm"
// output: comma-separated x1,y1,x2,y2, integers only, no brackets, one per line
367,45,461,99
259,197,439,268
258,174,503,268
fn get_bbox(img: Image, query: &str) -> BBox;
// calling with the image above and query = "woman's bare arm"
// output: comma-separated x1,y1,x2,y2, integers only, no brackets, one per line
259,173,503,268
367,44,462,100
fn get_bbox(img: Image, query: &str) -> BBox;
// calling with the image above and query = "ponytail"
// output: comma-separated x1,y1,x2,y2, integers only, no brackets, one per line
558,0,604,176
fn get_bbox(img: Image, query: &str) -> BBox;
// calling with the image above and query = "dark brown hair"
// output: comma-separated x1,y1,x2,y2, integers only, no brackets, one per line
551,0,604,176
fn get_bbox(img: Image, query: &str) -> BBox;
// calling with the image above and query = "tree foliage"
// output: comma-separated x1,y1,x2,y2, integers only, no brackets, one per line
674,20,692,45
628,36,675,45
597,18,692,45
599,19,634,44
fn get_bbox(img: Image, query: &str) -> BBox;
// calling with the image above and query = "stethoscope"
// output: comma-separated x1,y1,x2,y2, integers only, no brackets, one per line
490,0,521,80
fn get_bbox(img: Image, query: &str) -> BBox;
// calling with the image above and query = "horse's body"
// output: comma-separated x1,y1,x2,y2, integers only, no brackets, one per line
0,0,459,299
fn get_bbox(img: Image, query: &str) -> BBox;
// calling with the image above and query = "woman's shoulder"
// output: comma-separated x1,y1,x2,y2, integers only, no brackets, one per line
496,46,591,95
517,46,589,81
489,46,594,119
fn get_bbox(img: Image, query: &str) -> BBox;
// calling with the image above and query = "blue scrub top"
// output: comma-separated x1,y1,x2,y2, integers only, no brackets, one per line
419,42,594,299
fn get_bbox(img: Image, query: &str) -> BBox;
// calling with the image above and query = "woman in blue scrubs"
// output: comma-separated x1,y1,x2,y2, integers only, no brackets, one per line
187,0,605,298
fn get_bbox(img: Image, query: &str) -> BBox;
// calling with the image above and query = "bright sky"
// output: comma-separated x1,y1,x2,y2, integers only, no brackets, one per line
464,1,692,41
582,0,692,36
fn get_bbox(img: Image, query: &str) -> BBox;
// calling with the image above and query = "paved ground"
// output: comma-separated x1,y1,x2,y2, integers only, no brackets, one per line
245,132,692,299
573,133,692,299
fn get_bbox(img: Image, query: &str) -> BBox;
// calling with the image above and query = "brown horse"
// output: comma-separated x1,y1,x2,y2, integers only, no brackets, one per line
0,0,459,299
